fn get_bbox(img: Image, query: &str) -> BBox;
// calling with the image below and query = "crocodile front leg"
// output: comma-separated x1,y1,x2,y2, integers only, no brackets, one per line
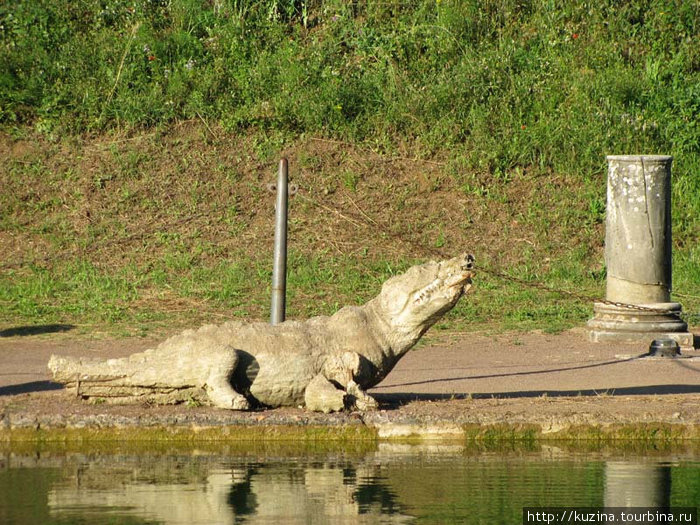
346,379,378,411
304,374,347,413
322,352,378,412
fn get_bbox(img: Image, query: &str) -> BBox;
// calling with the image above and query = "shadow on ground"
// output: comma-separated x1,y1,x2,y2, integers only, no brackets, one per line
375,384,700,405
0,324,75,337
0,381,63,396
372,352,699,394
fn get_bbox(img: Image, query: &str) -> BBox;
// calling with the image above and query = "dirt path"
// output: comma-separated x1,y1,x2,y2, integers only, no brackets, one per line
1,329,698,440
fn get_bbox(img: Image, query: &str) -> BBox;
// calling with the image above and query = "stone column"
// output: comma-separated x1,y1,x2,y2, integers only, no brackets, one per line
587,155,693,348
604,461,671,508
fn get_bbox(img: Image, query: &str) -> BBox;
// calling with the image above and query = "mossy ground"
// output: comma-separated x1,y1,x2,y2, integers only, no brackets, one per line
2,421,698,448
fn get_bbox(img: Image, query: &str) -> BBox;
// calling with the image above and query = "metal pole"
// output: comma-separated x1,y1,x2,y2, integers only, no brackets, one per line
270,158,288,325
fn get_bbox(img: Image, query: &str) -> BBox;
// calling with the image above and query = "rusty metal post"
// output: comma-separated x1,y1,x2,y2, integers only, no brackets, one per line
270,158,289,325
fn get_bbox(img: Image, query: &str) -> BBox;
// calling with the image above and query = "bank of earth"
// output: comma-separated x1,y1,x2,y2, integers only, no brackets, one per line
1,330,698,444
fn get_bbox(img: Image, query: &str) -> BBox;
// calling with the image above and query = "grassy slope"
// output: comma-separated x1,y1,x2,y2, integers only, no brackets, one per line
1,1,698,337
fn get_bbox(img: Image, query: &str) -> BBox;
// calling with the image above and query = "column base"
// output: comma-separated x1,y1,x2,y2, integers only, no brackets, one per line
587,302,695,350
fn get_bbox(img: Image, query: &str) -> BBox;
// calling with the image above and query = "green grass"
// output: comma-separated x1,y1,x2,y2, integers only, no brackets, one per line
0,246,627,336
0,0,698,336
3,1,699,171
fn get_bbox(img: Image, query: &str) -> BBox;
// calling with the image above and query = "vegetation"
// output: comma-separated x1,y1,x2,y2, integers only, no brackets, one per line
3,421,700,444
1,0,698,336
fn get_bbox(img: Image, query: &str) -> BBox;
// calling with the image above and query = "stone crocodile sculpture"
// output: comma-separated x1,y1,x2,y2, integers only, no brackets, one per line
49,253,474,412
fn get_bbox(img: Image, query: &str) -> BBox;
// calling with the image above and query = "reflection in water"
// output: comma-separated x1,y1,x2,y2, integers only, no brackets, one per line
47,458,411,524
50,470,234,524
604,462,671,508
0,445,698,525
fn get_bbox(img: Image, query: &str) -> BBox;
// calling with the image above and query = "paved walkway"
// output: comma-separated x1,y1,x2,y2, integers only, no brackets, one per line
372,329,700,400
1,328,698,399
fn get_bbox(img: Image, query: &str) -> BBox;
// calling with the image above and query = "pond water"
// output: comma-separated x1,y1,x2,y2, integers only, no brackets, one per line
1,443,698,524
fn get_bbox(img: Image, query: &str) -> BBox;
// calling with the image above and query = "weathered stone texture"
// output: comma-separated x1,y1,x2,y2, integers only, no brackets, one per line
49,254,474,412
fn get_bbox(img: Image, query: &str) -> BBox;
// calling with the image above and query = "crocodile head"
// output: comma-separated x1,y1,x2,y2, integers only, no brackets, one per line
376,253,475,351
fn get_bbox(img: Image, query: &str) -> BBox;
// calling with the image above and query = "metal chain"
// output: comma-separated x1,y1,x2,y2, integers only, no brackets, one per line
295,191,688,320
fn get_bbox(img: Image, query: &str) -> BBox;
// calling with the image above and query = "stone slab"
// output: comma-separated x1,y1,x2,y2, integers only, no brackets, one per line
587,329,694,349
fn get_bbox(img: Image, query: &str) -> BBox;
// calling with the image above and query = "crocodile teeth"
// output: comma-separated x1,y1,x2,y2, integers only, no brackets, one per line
413,279,441,305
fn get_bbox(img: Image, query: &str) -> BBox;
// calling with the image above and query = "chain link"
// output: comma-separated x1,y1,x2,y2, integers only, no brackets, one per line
295,191,688,320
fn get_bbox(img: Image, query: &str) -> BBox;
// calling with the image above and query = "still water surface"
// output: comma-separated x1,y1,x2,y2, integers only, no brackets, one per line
1,443,698,524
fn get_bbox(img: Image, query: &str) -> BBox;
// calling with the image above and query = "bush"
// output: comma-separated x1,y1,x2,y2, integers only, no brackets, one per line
1,0,699,180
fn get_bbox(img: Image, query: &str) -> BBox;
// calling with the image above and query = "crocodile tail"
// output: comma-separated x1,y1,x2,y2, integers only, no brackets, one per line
48,354,127,384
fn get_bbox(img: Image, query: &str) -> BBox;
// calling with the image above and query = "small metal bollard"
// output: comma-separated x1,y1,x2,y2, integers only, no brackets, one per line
648,338,681,358
270,158,289,325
